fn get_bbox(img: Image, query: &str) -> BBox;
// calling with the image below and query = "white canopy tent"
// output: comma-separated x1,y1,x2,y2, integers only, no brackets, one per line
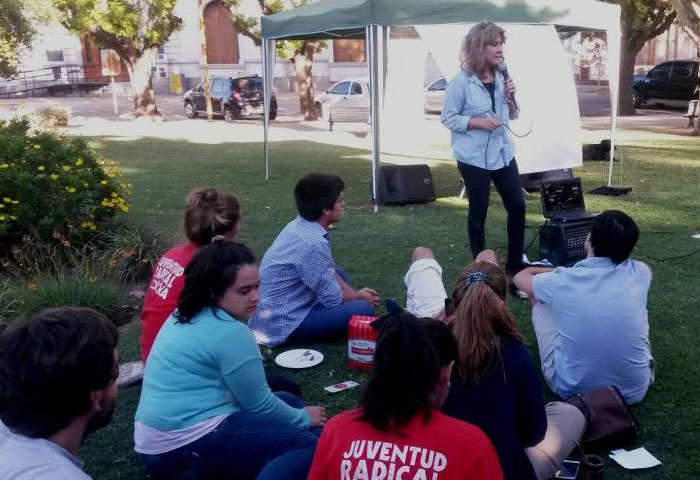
260,0,621,209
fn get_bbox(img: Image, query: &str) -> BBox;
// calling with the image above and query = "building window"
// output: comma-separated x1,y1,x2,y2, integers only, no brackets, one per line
151,66,168,79
203,1,239,64
46,50,65,62
157,46,167,61
333,39,366,62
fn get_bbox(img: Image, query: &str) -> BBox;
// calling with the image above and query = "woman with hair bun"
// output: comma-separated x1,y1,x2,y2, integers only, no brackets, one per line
140,187,241,364
136,241,326,480
442,250,585,480
307,312,503,480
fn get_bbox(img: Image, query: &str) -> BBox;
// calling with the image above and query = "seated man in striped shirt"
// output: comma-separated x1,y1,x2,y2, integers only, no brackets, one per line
249,173,379,347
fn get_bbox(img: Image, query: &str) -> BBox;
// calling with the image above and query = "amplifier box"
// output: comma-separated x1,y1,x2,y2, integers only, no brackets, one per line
539,219,594,267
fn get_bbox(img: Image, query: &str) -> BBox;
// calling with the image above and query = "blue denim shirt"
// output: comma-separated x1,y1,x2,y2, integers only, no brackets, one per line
248,216,343,346
441,70,518,170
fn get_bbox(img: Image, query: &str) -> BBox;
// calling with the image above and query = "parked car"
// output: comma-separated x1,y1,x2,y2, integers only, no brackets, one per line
633,60,699,108
424,77,446,113
314,78,370,122
314,77,449,119
183,74,277,120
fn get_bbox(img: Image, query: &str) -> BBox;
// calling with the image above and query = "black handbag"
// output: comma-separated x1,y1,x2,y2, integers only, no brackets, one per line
565,385,639,452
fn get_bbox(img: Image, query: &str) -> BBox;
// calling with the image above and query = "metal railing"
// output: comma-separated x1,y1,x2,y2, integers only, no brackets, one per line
0,65,110,98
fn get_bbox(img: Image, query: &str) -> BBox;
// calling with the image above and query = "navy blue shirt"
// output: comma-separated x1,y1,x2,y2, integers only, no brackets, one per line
442,336,546,480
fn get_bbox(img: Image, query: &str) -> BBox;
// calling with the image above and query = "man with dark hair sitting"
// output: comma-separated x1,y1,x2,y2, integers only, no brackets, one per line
0,307,120,479
249,173,379,347
515,210,654,404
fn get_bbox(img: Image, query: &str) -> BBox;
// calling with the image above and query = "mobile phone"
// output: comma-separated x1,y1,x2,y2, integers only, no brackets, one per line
554,460,580,480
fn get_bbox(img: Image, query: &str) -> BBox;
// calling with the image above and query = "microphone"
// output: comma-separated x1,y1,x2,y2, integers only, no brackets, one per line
498,61,510,81
498,62,517,108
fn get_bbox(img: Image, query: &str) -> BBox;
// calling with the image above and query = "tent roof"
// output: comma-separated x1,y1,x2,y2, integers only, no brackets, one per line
261,0,620,40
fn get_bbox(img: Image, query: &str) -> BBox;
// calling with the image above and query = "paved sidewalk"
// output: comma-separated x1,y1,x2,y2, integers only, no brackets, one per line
0,89,694,151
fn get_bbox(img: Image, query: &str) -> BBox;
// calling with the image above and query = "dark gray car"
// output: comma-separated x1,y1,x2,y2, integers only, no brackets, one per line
184,75,278,120
633,60,699,108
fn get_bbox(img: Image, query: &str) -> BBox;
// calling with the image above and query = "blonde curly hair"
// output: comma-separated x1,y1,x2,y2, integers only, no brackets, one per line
459,21,506,74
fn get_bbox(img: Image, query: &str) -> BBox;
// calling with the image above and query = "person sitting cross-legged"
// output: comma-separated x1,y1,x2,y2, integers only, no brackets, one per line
514,210,654,404
135,241,326,480
248,173,379,347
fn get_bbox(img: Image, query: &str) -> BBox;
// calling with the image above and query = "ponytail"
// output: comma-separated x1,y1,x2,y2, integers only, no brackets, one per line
450,261,522,380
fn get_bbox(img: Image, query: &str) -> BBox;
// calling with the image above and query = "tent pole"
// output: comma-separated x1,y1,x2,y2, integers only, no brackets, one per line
262,39,274,181
368,24,382,213
607,21,622,188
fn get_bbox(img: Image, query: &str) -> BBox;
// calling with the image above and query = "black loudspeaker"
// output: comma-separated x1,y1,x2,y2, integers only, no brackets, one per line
539,219,593,266
373,165,436,206
521,168,573,192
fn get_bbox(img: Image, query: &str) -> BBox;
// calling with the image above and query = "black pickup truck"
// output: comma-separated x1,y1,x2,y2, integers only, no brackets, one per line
633,59,699,108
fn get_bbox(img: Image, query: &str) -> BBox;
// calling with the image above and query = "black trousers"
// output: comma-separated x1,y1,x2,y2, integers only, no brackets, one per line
457,159,526,270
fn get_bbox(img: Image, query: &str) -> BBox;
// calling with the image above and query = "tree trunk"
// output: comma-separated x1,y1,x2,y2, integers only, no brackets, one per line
618,38,638,116
125,49,161,118
292,42,318,121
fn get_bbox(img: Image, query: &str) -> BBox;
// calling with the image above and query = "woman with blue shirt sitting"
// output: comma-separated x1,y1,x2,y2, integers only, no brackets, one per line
134,241,326,480
442,251,585,480
441,21,526,276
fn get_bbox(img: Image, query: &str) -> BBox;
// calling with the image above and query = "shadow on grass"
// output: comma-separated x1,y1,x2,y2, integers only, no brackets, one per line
80,135,700,480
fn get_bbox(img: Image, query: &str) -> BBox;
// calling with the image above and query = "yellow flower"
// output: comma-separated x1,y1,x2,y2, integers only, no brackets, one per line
62,166,71,172
37,165,45,171
3,197,11,203
0,163,8,168
50,174,59,181
100,180,107,185
76,158,84,166
11,200,18,204
0,215,5,221
0,204,4,209
33,144,41,149
9,215,16,220
81,221,97,230
66,187,76,193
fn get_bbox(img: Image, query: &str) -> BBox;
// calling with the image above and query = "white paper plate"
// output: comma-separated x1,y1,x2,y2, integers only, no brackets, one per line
274,349,324,369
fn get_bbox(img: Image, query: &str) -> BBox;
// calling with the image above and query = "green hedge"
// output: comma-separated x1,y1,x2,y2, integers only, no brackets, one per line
0,117,130,252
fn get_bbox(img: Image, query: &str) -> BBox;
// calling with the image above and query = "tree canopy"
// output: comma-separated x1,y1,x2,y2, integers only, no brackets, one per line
52,0,182,116
605,0,677,114
0,0,35,78
226,0,326,119
669,0,700,45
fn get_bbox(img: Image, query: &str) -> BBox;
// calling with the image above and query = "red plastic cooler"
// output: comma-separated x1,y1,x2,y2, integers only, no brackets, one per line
347,315,378,371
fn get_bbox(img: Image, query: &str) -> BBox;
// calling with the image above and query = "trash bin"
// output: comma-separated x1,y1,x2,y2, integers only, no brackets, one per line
169,74,183,95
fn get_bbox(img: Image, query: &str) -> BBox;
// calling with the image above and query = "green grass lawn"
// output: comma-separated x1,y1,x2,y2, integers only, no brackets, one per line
81,135,700,480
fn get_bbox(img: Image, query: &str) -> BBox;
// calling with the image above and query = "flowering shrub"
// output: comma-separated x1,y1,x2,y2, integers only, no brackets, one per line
0,117,131,251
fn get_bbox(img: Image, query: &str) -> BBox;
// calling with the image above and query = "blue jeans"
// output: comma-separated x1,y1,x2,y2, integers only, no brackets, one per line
285,268,374,345
138,393,320,480
457,159,526,269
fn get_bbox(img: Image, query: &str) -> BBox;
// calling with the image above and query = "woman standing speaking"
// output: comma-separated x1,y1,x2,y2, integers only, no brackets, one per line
441,21,526,276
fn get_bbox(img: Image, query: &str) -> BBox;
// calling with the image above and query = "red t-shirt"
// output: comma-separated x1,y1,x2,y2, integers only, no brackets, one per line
139,243,198,364
308,408,503,480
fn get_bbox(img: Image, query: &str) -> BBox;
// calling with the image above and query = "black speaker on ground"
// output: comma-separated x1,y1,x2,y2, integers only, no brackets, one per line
539,219,593,266
373,165,436,206
521,168,573,192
